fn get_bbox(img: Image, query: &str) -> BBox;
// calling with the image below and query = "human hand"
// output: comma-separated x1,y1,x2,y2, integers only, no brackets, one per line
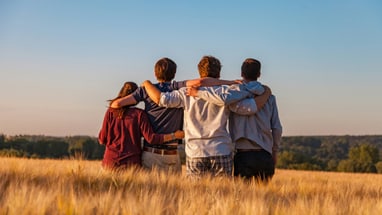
186,87,199,97
235,79,243,84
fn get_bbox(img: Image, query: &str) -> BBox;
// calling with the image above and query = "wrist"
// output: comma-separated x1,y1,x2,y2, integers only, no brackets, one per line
171,133,176,140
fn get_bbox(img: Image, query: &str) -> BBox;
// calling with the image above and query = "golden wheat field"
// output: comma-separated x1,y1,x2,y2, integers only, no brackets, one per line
1,157,382,215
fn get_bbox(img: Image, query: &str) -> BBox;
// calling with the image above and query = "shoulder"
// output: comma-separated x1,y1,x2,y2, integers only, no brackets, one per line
131,86,144,94
132,86,145,98
268,95,278,105
241,81,264,95
106,107,116,114
243,81,262,89
129,107,144,113
127,107,148,118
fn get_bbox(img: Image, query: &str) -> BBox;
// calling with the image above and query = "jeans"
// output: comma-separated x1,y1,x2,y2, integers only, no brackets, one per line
234,150,275,182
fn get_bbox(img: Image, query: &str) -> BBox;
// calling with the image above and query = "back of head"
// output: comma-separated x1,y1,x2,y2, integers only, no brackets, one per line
198,55,221,78
155,57,177,82
109,82,138,106
109,82,138,117
241,58,261,81
118,82,138,98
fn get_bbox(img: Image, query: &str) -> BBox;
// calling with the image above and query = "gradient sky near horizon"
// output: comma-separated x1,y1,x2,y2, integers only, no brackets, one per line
1,0,382,137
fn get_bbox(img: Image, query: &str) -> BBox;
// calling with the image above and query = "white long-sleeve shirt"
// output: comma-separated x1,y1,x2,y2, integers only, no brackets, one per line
197,81,283,155
159,84,259,158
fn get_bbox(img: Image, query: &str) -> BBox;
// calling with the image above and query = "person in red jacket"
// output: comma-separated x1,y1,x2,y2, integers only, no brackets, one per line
98,82,184,171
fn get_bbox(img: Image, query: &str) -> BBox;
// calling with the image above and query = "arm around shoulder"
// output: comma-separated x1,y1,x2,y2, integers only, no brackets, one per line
142,80,161,104
186,77,239,87
110,94,137,108
254,85,271,110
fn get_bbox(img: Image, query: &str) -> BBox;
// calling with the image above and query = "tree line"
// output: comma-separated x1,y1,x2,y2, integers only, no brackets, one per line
1,134,381,173
0,134,104,160
277,135,382,173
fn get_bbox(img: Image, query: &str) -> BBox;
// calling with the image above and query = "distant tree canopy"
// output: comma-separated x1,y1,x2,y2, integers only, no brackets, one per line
1,134,381,174
0,134,4,144
276,135,382,173
337,144,379,173
0,134,104,159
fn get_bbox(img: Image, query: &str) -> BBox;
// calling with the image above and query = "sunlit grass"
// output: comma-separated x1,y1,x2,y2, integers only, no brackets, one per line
1,157,382,215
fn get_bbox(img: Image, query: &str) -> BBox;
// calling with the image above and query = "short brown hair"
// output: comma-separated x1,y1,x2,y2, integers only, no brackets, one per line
241,58,261,81
197,56,221,78
155,57,177,82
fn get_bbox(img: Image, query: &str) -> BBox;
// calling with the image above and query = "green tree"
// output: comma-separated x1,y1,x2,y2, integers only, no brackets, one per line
91,143,105,159
68,136,98,159
326,159,339,171
0,149,26,157
277,151,305,169
338,144,379,173
376,161,382,174
33,140,69,158
337,159,356,172
0,134,8,150
0,134,4,145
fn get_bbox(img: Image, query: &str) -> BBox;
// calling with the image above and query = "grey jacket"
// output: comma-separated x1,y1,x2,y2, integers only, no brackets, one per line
229,81,282,154
197,81,283,155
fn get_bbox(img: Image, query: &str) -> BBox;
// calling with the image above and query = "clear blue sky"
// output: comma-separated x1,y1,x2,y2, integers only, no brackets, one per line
1,0,381,137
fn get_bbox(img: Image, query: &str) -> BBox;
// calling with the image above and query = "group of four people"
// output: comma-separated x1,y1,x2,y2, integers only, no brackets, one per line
98,55,282,182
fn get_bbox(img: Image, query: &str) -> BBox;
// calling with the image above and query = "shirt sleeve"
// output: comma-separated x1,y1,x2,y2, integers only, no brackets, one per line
270,96,282,152
228,97,258,115
131,86,145,102
138,110,165,144
159,90,185,108
98,109,111,145
172,80,187,89
196,85,251,106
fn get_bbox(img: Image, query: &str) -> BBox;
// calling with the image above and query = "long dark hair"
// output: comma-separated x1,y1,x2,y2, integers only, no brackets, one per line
108,82,138,118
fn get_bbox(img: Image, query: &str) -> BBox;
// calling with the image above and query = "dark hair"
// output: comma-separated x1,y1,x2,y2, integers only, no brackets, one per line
197,55,221,78
241,58,261,81
109,82,138,118
154,57,177,82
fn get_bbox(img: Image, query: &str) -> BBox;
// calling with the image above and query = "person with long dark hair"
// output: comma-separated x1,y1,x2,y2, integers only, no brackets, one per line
98,82,184,171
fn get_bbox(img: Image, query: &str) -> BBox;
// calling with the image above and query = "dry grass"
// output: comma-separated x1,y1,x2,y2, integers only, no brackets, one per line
1,157,382,215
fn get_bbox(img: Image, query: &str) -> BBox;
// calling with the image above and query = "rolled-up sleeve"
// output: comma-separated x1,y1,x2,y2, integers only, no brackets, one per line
196,85,251,106
229,97,258,115
159,90,184,108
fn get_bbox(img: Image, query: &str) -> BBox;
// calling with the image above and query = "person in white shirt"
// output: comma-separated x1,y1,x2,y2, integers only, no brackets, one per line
194,58,283,183
142,56,271,179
